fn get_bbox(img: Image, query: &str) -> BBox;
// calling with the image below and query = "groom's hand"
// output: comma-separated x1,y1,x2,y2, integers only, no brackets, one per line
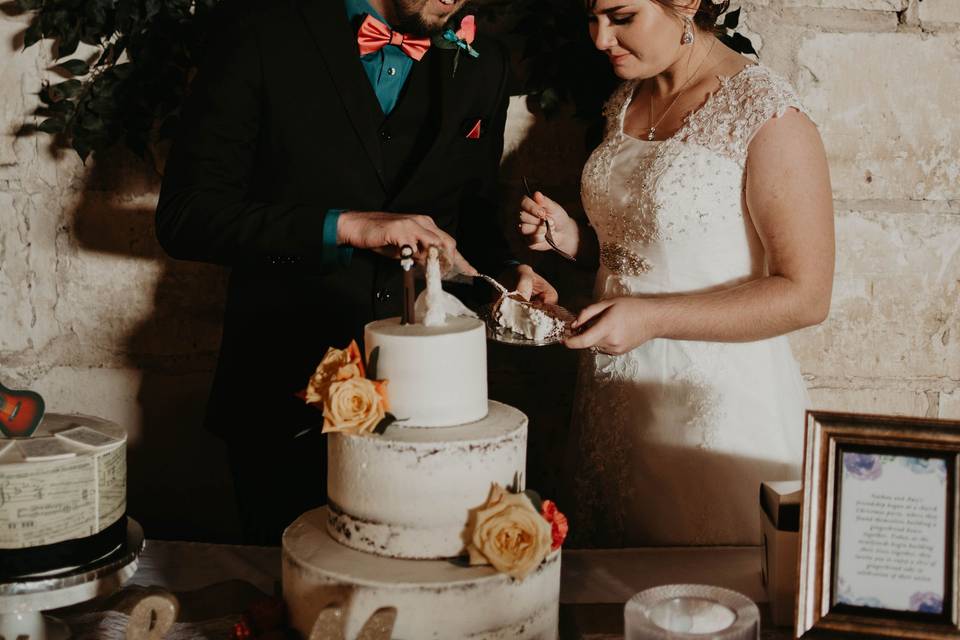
501,264,558,304
338,211,458,264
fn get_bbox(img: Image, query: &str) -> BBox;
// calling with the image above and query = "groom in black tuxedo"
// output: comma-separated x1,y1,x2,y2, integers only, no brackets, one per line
156,0,556,544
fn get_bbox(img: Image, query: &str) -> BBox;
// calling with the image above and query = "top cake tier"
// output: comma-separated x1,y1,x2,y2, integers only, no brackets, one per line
365,316,487,428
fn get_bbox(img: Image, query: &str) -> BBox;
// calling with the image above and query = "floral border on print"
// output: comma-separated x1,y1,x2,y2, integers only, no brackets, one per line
843,453,883,481
844,453,948,485
836,576,886,609
900,456,948,485
909,591,944,614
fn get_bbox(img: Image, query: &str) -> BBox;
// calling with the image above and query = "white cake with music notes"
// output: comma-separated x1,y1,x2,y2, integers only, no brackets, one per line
282,254,564,639
0,413,127,577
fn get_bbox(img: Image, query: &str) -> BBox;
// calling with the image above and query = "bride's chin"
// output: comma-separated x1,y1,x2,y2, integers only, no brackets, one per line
612,66,644,81
607,59,648,81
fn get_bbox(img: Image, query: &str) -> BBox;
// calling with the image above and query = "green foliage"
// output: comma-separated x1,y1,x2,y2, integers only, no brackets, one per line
17,0,219,162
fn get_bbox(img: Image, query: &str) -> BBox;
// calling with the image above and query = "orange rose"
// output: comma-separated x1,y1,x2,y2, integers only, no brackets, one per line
321,377,387,435
305,341,365,405
466,484,552,580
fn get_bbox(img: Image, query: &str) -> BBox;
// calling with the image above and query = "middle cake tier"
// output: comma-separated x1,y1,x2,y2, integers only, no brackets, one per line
327,400,526,559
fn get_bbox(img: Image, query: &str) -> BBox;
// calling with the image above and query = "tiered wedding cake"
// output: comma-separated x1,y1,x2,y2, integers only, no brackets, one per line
282,260,563,639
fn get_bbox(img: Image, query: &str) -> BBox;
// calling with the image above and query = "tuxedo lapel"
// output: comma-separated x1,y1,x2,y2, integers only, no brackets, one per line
388,48,468,206
298,0,386,188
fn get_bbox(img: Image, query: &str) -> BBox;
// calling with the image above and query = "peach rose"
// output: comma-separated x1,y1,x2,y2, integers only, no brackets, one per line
305,341,365,405
321,377,387,435
467,484,552,580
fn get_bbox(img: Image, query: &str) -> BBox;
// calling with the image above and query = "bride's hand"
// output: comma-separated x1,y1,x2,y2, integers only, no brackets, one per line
518,191,579,256
564,297,661,355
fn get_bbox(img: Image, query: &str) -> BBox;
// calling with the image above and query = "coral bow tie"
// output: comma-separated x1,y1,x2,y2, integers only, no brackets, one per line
357,14,430,61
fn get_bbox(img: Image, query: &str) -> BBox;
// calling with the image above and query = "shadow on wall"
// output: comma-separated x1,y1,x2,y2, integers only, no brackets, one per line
68,149,240,543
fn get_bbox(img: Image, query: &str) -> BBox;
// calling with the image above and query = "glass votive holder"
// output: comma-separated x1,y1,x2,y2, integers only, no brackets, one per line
624,584,760,639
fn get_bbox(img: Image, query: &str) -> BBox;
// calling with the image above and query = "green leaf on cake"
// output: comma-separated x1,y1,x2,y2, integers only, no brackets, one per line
367,346,380,379
523,489,543,512
373,413,396,435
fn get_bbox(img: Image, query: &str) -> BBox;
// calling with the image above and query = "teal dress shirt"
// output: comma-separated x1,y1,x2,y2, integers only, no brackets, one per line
323,0,416,266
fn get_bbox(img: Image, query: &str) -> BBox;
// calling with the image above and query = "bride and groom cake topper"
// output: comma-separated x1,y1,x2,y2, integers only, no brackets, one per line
395,243,571,343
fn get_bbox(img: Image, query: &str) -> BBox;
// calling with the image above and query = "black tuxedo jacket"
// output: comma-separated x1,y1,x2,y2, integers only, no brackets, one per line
156,0,512,439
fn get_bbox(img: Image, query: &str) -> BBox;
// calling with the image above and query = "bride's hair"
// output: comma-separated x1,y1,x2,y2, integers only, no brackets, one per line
584,0,730,32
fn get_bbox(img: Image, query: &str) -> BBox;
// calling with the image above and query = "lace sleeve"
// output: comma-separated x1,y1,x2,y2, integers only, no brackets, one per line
737,66,806,149
680,65,806,164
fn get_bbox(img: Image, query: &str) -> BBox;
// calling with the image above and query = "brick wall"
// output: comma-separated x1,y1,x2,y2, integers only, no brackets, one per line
1,0,957,541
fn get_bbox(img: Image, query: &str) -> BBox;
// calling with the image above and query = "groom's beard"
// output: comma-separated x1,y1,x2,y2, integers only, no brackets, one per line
391,0,464,36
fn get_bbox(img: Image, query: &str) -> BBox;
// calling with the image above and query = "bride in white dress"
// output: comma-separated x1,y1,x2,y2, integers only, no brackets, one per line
519,0,835,546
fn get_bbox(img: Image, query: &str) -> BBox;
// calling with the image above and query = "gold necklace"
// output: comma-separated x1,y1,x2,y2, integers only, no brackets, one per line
646,39,718,141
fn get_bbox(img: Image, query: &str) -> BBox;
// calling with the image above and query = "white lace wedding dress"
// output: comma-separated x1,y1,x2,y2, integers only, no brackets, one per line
571,65,811,546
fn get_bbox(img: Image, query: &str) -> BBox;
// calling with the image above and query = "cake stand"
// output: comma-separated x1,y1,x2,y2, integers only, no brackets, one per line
0,517,145,640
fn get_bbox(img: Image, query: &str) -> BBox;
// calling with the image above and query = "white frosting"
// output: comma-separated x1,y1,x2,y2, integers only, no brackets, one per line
0,414,126,549
284,507,560,640
495,295,562,342
327,401,526,558
365,316,487,427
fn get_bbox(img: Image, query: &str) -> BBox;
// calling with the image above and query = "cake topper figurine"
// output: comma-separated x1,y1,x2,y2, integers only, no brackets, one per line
400,245,415,325
414,246,478,326
422,246,445,327
0,382,45,438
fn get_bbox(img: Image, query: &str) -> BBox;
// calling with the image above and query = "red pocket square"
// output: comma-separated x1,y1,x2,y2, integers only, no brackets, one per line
464,118,483,139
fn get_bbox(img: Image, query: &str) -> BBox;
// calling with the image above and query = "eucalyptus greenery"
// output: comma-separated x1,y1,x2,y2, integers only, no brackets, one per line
14,0,755,162
13,0,218,162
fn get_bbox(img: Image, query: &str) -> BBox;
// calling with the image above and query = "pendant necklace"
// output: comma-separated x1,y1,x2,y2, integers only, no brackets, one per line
646,39,717,141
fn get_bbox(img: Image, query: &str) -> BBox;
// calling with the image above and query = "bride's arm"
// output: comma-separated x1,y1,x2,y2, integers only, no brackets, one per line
565,110,835,354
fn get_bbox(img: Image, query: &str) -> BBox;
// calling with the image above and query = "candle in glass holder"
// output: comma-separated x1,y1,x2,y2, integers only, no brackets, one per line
624,584,760,640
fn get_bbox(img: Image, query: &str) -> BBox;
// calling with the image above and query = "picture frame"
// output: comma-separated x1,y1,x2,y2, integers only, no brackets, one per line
796,411,960,639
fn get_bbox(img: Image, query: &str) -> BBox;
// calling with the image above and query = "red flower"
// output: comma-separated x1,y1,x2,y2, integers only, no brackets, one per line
232,618,253,640
456,15,476,44
541,500,569,550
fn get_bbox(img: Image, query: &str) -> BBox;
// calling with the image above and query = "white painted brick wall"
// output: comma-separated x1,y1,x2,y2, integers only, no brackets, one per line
1,0,957,539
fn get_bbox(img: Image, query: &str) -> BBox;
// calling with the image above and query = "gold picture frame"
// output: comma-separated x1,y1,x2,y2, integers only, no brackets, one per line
796,411,960,638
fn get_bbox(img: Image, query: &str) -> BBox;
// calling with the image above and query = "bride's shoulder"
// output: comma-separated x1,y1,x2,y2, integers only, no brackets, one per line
687,63,808,158
723,64,805,120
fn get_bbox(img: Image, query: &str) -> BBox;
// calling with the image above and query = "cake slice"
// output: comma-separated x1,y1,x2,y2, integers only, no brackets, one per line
494,293,566,342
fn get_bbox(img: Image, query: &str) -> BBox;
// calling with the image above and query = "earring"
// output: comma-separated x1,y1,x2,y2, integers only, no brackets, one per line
682,16,695,45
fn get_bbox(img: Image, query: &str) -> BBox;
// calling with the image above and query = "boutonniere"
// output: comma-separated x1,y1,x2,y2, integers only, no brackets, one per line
432,15,479,77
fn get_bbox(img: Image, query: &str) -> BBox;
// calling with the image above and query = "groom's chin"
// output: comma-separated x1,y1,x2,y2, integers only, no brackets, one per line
394,0,465,36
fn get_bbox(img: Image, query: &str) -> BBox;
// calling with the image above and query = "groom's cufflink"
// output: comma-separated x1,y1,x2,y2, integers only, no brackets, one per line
461,117,484,139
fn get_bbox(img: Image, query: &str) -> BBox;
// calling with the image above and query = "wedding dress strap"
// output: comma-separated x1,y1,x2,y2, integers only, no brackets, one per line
678,65,807,163
600,66,806,164
602,79,641,138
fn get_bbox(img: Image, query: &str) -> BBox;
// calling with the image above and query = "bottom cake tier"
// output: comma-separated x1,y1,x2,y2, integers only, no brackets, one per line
282,507,560,640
